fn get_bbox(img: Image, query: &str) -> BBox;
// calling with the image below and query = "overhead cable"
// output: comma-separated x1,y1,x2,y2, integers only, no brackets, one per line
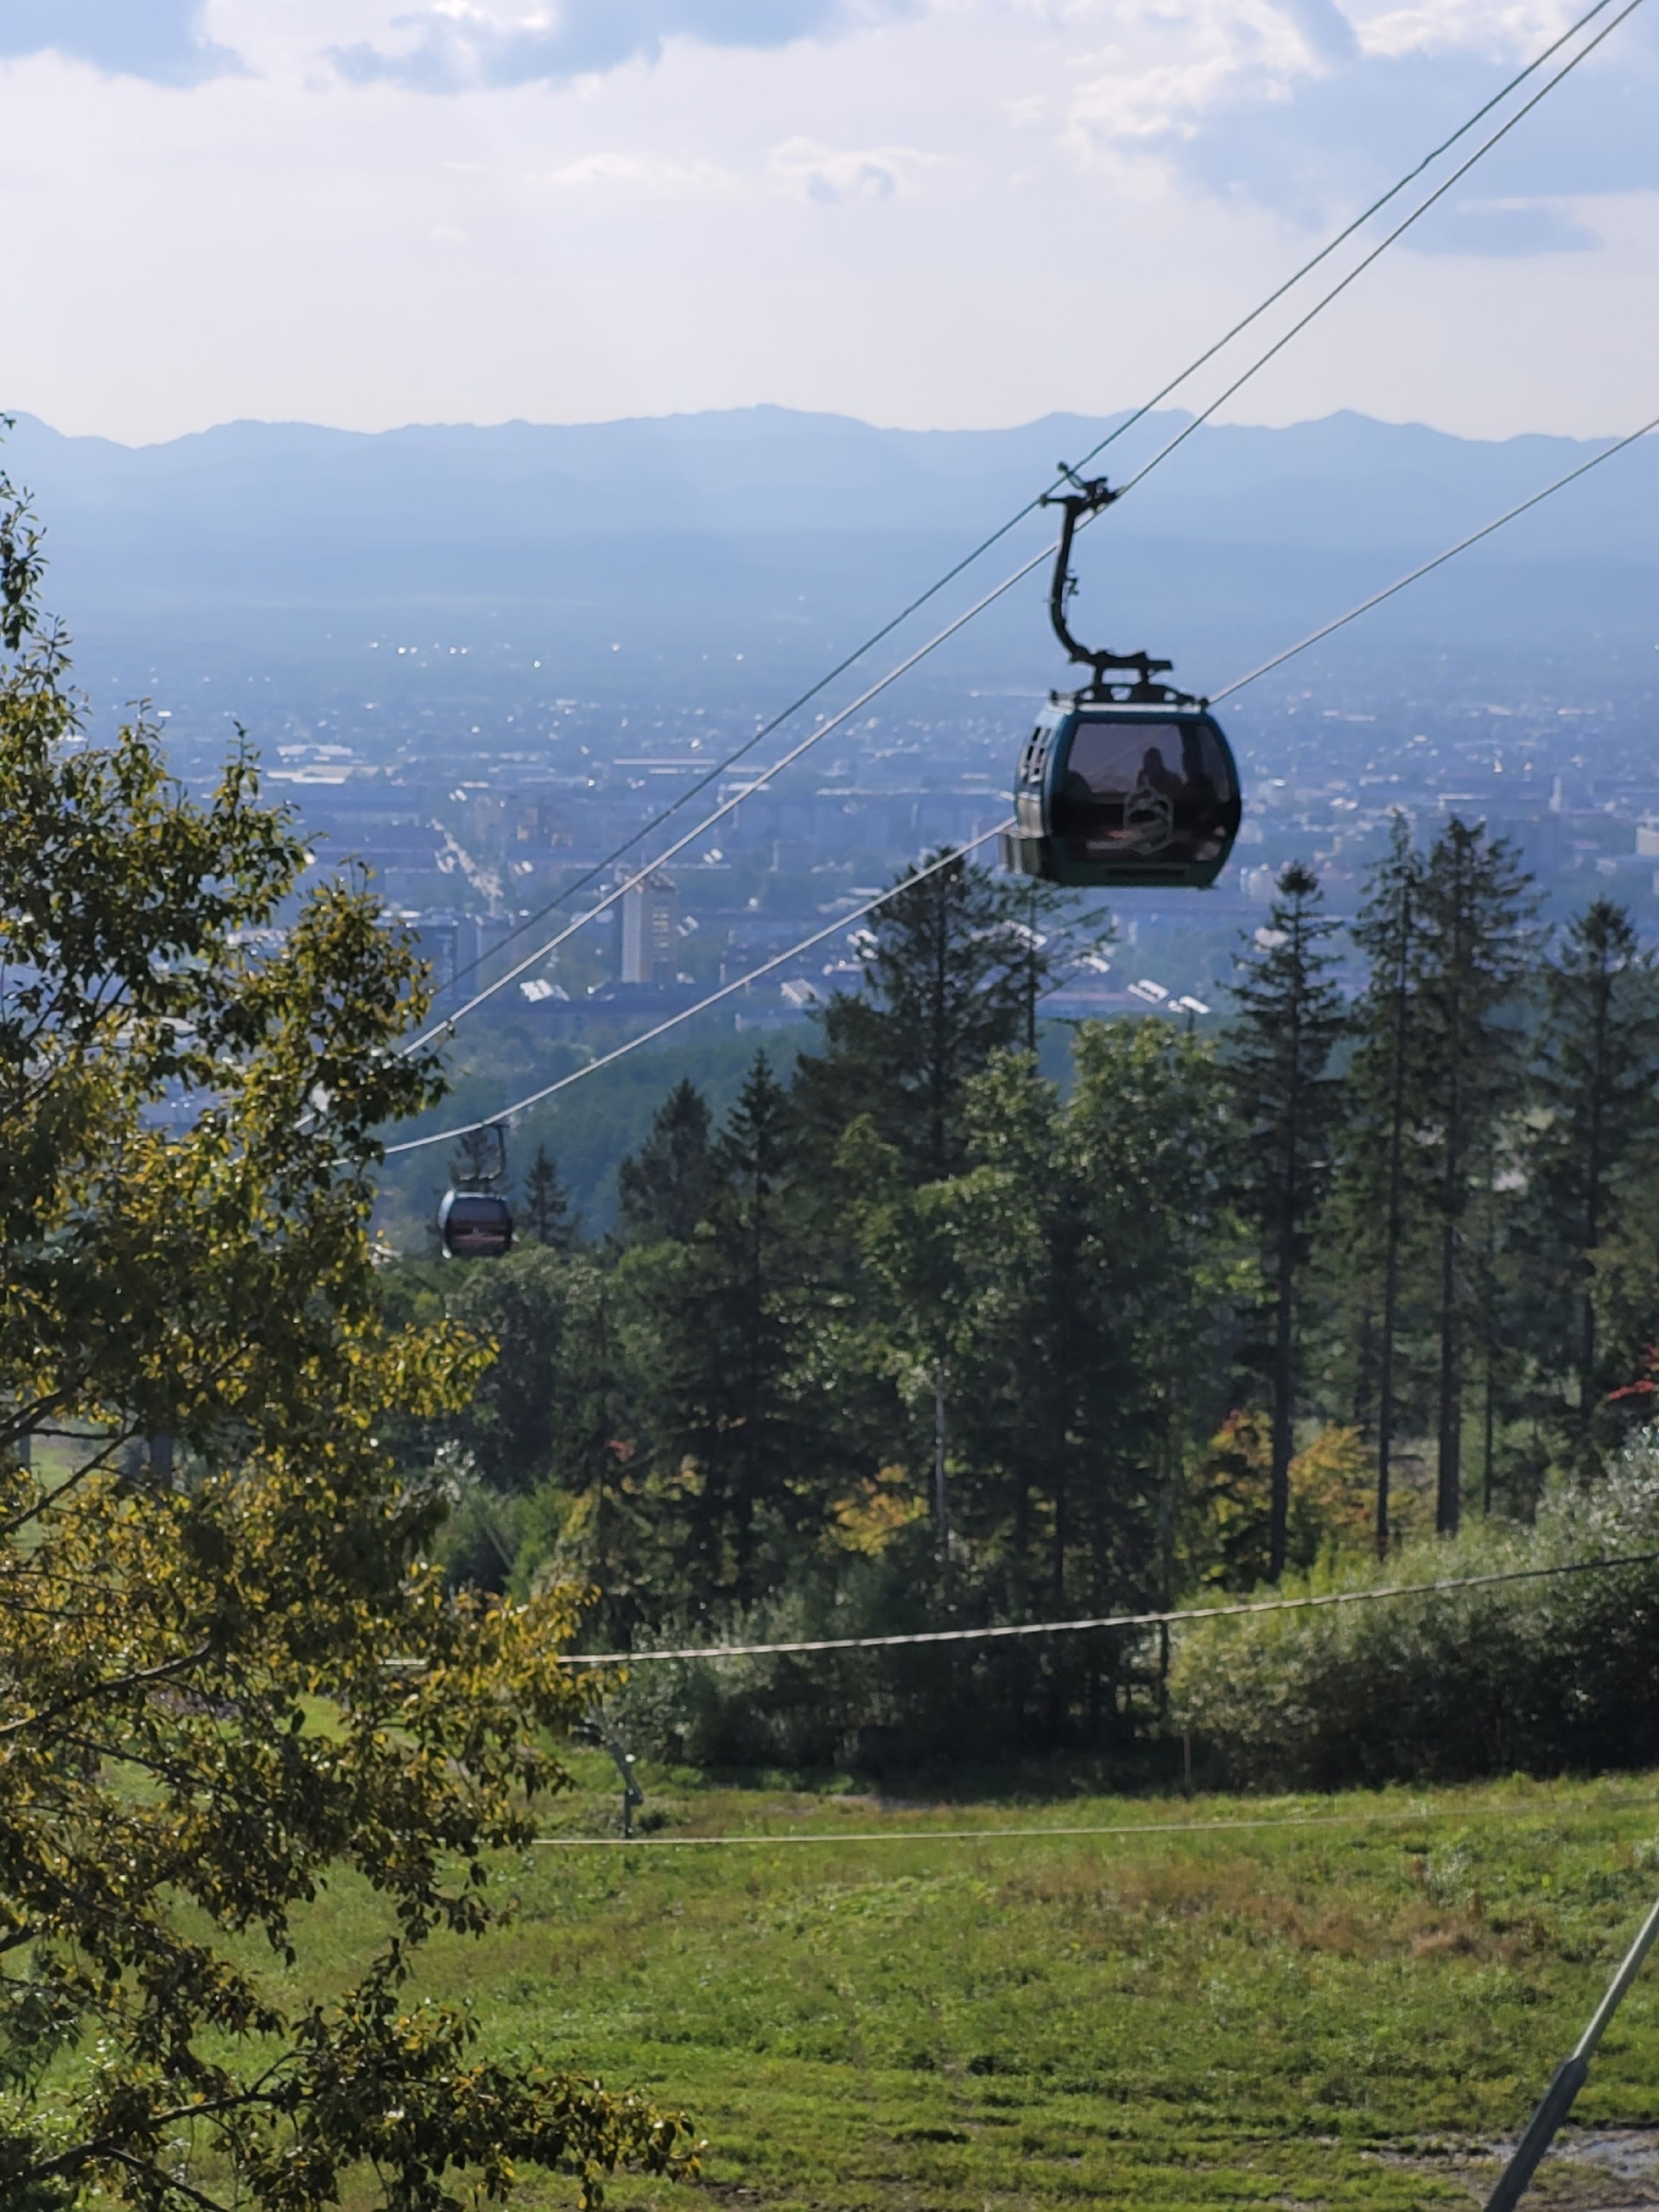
385,404,1657,1159
404,543,1058,1052
1210,412,1659,704
531,1793,1658,1848
557,1548,1659,1666
384,818,1014,1154
416,0,1630,1021
1048,0,1631,496
1114,0,1648,501
378,0,1645,1147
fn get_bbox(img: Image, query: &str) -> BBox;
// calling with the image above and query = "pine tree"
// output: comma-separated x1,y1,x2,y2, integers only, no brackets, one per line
1345,815,1427,1554
522,1139,577,1249
626,1052,823,1605
447,1245,569,1490
618,1075,715,1243
1225,862,1344,1580
793,849,1053,1186
1009,876,1115,1056
1414,817,1538,1533
448,1123,501,1189
1522,898,1659,1459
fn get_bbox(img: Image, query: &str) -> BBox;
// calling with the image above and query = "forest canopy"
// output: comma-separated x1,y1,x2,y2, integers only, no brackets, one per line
408,812,1659,1773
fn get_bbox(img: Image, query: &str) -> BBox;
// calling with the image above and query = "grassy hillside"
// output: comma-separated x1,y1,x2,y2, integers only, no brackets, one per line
279,1764,1659,2210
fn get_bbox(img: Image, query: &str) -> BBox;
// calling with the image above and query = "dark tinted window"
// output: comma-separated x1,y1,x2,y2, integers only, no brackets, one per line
442,1192,512,1255
1052,715,1237,862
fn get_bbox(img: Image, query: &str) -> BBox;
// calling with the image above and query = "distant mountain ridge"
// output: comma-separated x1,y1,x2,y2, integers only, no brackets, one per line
3,405,1653,701
7,404,1653,557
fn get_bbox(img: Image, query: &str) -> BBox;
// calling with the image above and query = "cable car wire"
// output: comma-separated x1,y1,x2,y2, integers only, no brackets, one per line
556,1548,1659,1667
1111,0,1647,502
1050,0,1635,497
377,0,1647,1155
403,543,1061,1053
415,0,1632,1020
1209,410,1659,705
531,1798,1634,1849
385,397,1656,1160
384,817,1014,1155
412,0,1638,1046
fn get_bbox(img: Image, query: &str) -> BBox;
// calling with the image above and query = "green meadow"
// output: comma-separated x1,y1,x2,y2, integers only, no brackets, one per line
277,1762,1659,2211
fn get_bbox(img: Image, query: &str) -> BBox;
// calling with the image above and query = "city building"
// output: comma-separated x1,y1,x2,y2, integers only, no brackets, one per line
619,870,679,985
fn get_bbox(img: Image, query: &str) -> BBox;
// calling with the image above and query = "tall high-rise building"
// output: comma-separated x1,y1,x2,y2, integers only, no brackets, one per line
619,871,678,985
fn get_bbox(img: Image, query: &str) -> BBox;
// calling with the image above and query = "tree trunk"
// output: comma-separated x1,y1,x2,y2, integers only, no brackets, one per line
1437,1196,1462,1535
1268,1058,1300,1580
1436,866,1469,1538
1579,958,1611,1447
1376,890,1412,1557
930,885,950,1182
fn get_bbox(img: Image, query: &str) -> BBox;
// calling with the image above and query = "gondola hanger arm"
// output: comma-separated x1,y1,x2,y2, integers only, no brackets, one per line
1039,466,1186,703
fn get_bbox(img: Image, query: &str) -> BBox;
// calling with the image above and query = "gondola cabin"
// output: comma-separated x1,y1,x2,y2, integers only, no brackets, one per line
1001,697,1241,890
438,1187,514,1261
1005,467,1244,890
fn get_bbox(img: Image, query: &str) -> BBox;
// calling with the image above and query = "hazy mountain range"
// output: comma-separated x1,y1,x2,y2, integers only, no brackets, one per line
3,405,1654,713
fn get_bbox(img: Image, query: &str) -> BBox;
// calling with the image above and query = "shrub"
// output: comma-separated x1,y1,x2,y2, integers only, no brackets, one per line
1172,1434,1659,1788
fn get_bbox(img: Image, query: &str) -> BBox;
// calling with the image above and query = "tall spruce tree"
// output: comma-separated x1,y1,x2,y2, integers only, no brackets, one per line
1225,863,1344,1580
792,850,1052,1185
1009,877,1114,1056
1523,898,1659,1459
446,1244,570,1490
618,1075,716,1243
521,1139,578,1249
1414,817,1538,1533
627,1052,820,1605
1345,816,1425,1554
449,1123,501,1188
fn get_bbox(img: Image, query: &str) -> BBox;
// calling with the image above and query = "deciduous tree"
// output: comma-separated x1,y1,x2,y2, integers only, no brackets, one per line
0,468,691,2212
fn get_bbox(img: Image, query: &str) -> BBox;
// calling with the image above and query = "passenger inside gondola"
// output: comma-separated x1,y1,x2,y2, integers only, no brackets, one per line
1050,718,1236,865
1139,744,1185,802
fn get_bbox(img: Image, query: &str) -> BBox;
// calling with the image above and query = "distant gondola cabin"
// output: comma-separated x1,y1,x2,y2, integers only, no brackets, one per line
438,1188,513,1261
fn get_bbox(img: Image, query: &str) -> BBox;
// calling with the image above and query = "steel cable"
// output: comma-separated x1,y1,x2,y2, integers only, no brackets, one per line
413,0,1635,1026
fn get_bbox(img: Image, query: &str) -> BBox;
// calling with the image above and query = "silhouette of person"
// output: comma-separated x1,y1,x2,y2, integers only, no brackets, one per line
1140,745,1185,802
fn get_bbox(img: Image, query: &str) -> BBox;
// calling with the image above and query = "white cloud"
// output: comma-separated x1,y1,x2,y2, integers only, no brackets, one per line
0,0,241,83
766,136,944,203
1065,0,1347,158
539,149,740,194
0,0,1653,443
327,0,922,90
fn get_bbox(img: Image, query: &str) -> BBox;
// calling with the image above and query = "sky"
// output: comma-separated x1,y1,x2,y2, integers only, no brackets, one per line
0,0,1654,445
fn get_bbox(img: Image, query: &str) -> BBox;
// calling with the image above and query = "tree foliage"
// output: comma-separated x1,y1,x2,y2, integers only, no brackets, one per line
792,850,1064,1186
617,1077,715,1245
1225,862,1344,1576
1521,898,1659,1457
0,467,693,2211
